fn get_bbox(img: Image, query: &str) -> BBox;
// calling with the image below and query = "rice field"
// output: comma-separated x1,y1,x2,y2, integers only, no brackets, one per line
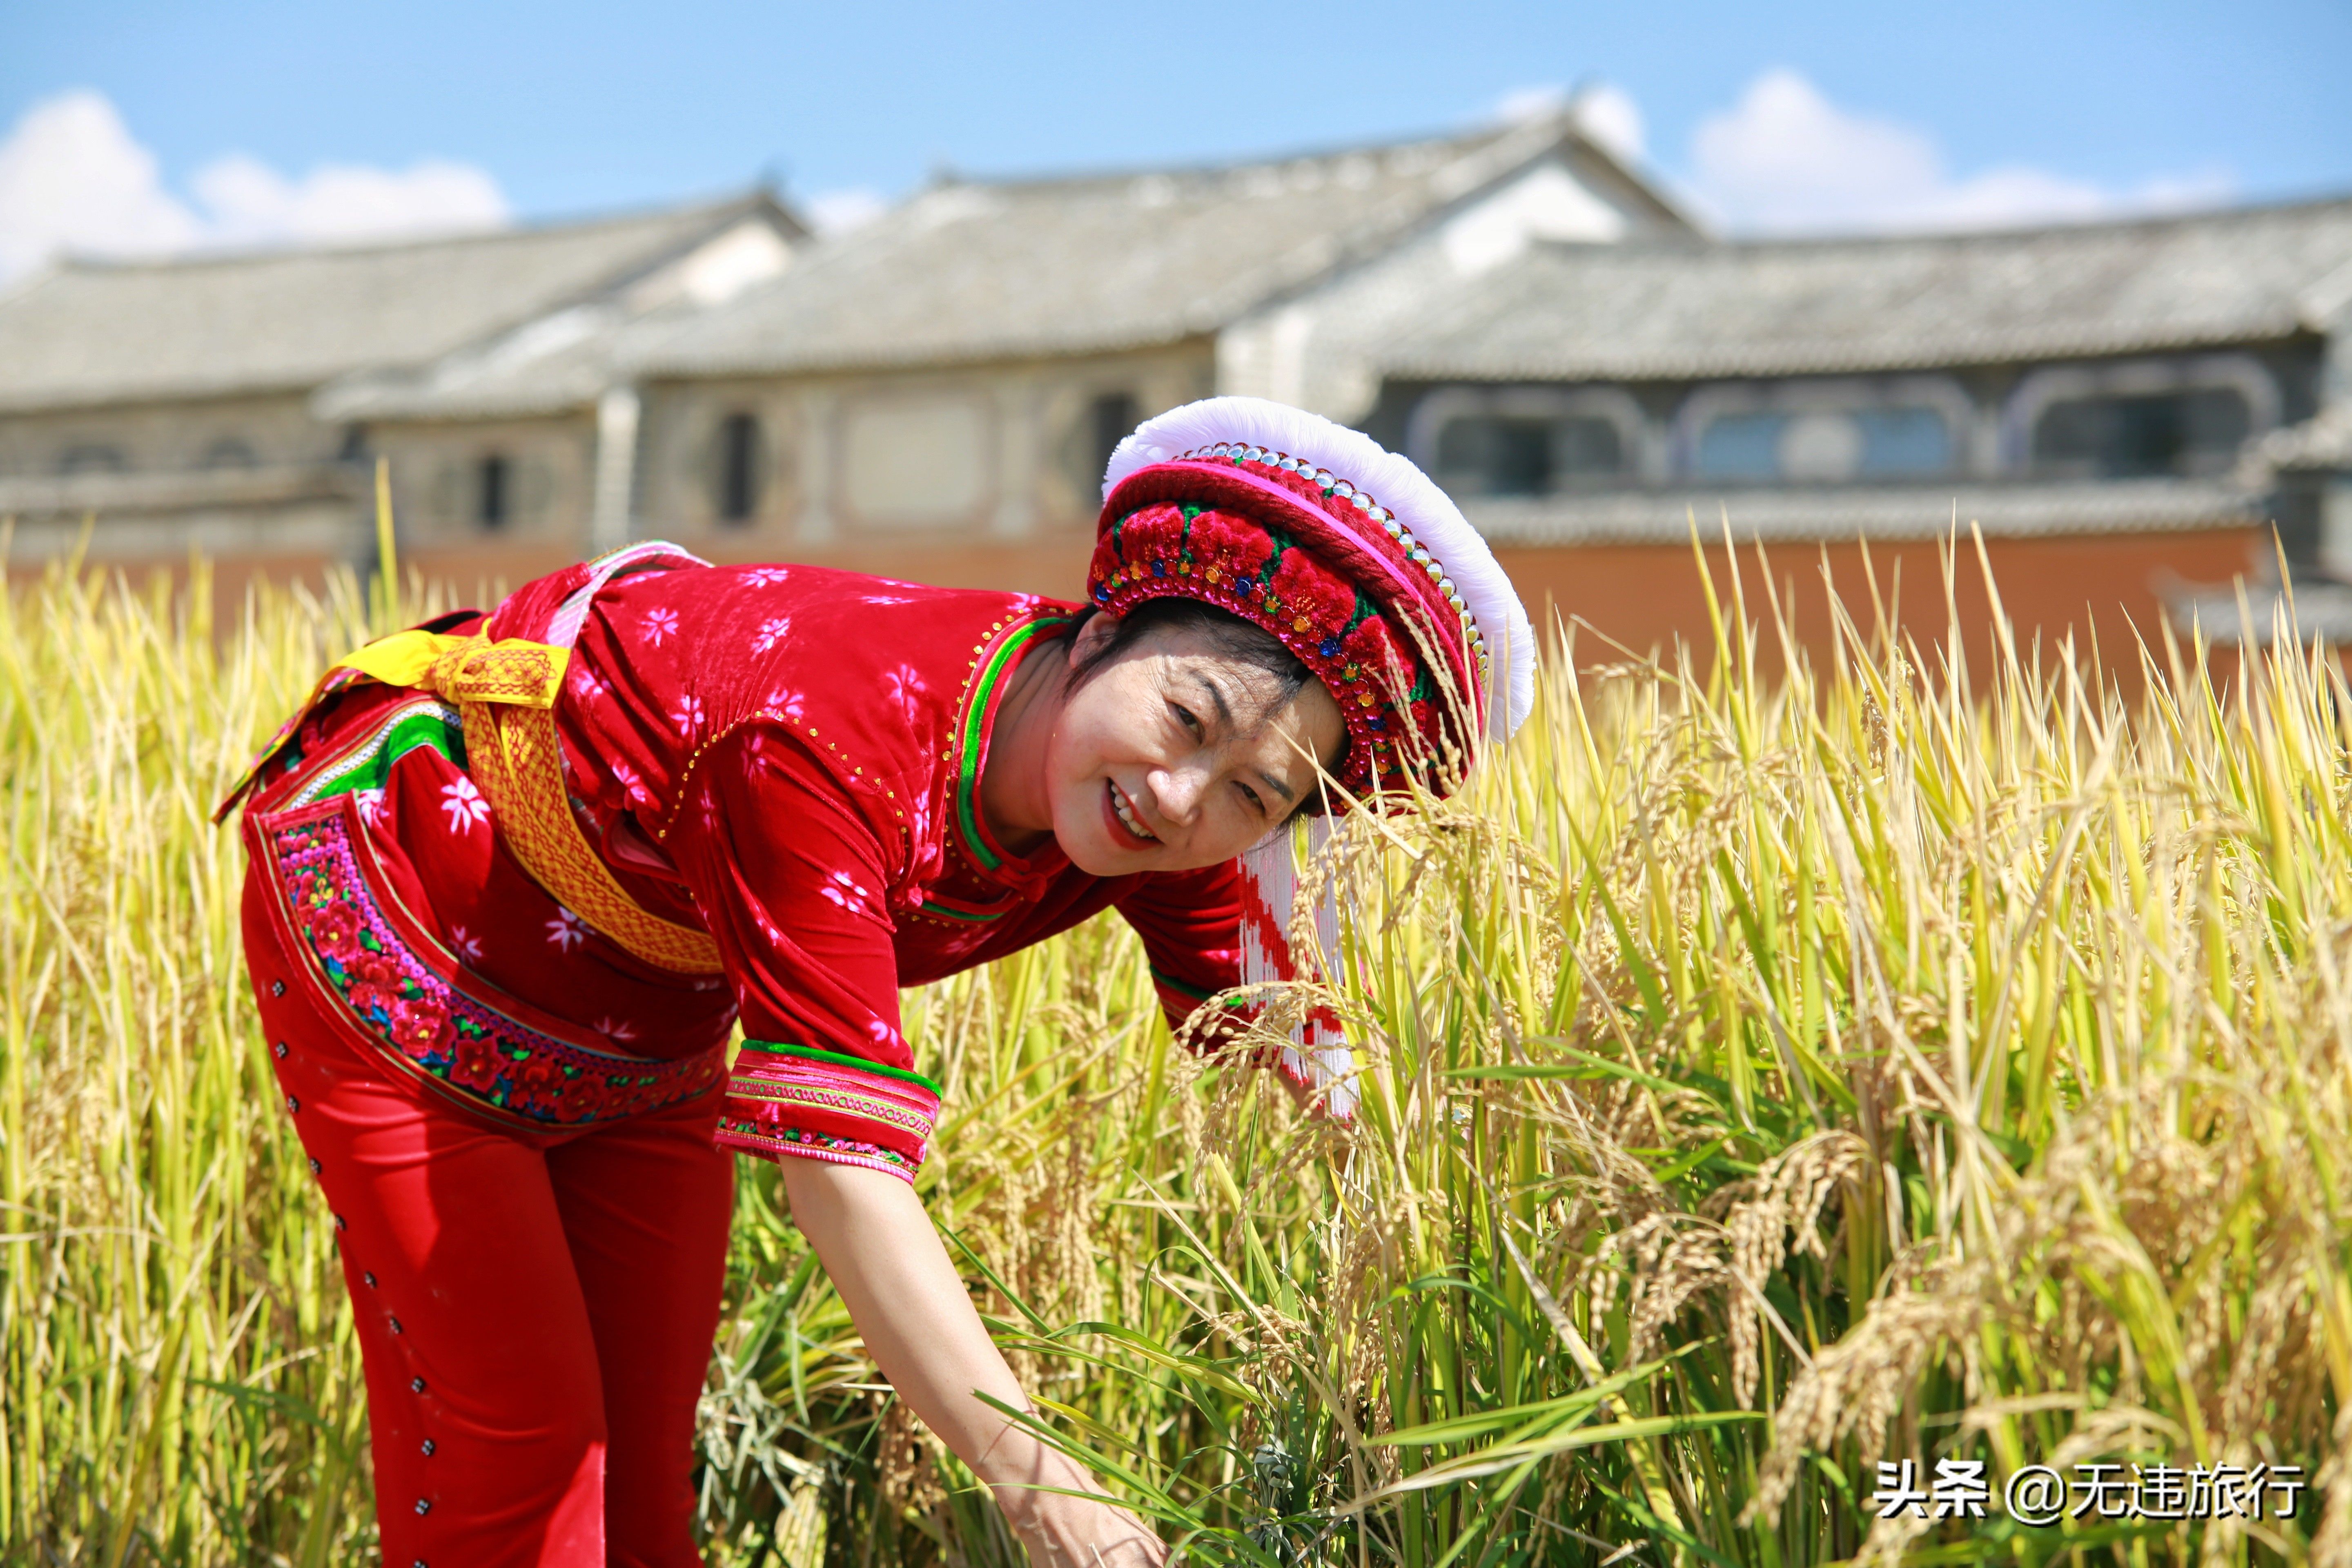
2,535,2348,1566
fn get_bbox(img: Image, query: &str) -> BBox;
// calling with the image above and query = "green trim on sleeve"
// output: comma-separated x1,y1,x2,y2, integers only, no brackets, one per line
740,1040,944,1097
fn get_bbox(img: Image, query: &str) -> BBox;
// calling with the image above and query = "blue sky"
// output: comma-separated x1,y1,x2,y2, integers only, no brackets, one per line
2,0,2348,273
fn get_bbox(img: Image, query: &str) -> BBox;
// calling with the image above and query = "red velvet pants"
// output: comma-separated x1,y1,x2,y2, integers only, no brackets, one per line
243,870,735,1567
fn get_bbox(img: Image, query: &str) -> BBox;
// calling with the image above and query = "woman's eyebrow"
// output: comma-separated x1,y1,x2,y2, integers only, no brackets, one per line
1191,672,1234,727
1257,768,1297,805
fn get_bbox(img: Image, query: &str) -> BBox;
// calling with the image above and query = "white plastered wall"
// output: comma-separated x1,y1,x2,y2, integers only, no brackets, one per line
1216,147,1668,427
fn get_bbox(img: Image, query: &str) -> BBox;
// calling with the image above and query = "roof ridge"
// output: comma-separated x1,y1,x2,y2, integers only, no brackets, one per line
1539,187,2352,256
46,187,774,276
924,118,1538,197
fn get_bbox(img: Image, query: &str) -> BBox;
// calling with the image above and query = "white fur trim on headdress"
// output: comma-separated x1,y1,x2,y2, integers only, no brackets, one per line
1105,395,1536,745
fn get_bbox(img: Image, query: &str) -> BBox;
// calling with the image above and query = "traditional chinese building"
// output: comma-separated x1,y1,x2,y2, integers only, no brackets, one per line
0,193,806,588
1345,196,2352,666
0,111,1691,594
3,111,2348,670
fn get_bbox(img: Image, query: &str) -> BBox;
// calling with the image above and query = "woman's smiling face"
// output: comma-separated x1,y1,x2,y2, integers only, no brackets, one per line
1042,613,1347,876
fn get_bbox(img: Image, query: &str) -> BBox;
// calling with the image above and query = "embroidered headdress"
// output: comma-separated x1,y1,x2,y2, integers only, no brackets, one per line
1091,397,1536,1113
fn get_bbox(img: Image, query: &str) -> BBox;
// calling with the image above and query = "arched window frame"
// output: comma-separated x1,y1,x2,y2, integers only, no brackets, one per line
199,436,260,471
1405,385,1652,493
57,441,130,477
1672,376,1977,485
2002,354,2281,475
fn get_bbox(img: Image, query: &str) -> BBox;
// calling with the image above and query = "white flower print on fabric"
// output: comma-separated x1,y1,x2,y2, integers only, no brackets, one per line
593,1016,640,1042
449,925,485,963
743,566,792,587
353,787,388,829
670,694,706,737
568,663,610,703
546,908,588,951
641,606,680,646
762,687,806,724
862,594,913,607
751,615,792,655
439,776,490,834
881,664,929,726
696,782,719,829
609,758,653,806
819,870,874,917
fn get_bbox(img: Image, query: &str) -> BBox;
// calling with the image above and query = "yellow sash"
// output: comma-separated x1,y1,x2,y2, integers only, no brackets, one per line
330,630,725,976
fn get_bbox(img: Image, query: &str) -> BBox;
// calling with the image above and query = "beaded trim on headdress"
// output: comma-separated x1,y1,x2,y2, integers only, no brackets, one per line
1167,441,1495,690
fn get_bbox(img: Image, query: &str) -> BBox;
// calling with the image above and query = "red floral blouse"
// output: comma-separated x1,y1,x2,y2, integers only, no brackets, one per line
252,559,1241,1181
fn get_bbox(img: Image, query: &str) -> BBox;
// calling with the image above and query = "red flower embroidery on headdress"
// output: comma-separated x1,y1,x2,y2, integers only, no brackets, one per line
1268,549,1354,635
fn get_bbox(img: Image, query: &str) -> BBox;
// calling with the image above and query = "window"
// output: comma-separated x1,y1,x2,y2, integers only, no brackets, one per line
58,443,128,476
2030,388,2252,479
1692,406,1955,483
1435,414,1625,497
1407,388,1645,499
2008,356,2278,481
200,437,258,470
1693,414,1784,483
717,412,762,525
477,454,510,529
1090,392,1140,486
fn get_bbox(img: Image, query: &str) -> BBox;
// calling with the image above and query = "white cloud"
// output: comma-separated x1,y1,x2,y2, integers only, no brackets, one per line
191,153,506,248
0,91,200,279
0,88,509,281
1688,68,2232,234
804,187,887,236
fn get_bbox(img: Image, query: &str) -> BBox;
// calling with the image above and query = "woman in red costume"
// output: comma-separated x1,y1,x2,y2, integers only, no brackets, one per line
222,398,1535,1566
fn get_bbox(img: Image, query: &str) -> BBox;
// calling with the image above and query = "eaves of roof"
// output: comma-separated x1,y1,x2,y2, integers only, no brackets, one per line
1385,316,2319,384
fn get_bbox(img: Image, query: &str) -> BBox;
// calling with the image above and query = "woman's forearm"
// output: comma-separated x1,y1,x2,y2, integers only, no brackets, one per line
777,1158,1088,1505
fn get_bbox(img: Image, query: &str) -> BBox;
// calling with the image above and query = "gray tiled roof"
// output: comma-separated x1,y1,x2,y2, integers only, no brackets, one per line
624,115,1687,379
1377,197,2352,383
0,194,784,413
312,302,637,422
1463,479,2258,547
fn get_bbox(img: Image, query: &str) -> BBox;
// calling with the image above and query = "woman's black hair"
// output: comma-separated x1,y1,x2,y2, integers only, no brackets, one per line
1065,597,1344,810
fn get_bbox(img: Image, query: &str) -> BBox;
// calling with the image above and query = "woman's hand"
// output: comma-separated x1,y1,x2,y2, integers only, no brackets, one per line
778,1159,1170,1564
987,1448,1169,1567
